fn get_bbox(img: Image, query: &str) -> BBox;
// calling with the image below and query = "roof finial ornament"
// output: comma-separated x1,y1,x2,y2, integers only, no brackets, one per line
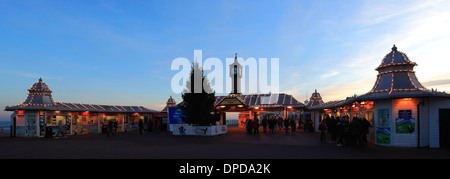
392,44,397,51
39,77,43,82
235,53,238,60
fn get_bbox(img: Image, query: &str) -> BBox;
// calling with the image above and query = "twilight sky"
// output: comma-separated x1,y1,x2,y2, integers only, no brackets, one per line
1,0,450,120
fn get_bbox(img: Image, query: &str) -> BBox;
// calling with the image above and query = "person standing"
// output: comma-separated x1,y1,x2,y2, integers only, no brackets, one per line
268,117,275,134
262,116,268,134
247,119,253,135
320,120,327,143
290,117,296,134
336,117,346,147
361,118,371,146
284,118,290,135
113,119,118,134
328,116,337,143
278,117,283,132
138,119,144,134
253,116,259,135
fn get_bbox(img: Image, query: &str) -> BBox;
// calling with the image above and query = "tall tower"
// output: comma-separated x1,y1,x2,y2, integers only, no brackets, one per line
229,53,243,94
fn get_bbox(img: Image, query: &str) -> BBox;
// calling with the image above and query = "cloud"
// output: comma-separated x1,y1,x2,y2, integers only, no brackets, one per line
320,70,340,79
315,0,450,101
422,79,450,87
0,69,63,80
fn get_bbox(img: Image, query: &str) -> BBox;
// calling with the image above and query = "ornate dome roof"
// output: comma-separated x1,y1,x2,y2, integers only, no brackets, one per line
306,89,324,107
166,96,176,106
28,78,53,93
375,44,417,72
22,78,55,106
370,45,425,93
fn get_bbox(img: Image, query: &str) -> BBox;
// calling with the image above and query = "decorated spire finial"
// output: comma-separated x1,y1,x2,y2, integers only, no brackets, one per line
392,44,397,51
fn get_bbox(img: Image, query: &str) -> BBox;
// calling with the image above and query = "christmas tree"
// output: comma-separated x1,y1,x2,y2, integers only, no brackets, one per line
180,62,220,126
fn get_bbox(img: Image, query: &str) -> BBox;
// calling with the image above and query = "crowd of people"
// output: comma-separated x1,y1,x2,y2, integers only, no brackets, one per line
245,115,302,135
320,116,371,147
244,114,372,147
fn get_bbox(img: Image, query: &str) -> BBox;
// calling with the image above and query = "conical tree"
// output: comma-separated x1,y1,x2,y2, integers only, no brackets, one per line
180,62,219,126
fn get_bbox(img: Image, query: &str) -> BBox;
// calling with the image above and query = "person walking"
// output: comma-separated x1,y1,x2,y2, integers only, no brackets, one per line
107,120,115,137
55,120,66,139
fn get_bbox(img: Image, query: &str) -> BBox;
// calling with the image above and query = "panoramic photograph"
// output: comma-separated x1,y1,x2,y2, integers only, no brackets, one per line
1,0,450,176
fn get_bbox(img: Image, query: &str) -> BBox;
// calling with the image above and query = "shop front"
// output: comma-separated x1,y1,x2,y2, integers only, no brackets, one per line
72,111,98,135
5,78,158,137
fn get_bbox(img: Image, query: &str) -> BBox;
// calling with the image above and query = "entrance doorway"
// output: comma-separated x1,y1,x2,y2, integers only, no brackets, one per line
439,109,450,148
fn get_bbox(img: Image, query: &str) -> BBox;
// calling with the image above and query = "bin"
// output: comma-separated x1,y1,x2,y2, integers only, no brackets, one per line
45,127,53,138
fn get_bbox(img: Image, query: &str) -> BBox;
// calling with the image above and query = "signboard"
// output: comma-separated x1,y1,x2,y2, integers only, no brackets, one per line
168,107,185,125
168,107,185,131
398,110,412,118
172,124,227,136
396,110,415,134
218,98,244,106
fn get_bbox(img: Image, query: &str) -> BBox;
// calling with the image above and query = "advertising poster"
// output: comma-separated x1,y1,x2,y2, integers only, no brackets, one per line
396,110,415,134
376,127,391,144
395,118,415,134
378,109,390,127
25,115,37,137
376,109,390,144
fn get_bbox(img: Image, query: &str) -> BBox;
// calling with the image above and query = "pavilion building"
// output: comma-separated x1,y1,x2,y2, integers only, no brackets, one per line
214,54,307,129
306,89,324,108
309,45,450,148
5,78,158,137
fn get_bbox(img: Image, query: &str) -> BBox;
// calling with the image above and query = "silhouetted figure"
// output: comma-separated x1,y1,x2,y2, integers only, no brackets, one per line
107,120,115,137
138,119,144,134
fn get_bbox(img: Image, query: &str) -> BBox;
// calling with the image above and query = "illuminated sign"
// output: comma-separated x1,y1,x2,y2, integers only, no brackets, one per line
218,98,244,106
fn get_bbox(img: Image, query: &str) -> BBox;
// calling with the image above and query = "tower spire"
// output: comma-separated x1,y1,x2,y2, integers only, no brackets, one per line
230,53,242,94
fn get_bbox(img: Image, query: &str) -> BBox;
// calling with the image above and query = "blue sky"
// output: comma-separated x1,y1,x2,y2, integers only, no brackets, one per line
1,0,450,121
